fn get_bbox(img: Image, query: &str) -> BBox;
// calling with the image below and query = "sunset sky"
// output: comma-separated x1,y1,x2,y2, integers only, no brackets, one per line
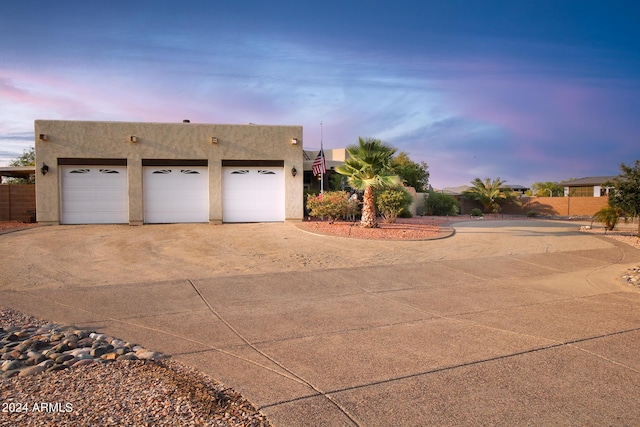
1,1,639,188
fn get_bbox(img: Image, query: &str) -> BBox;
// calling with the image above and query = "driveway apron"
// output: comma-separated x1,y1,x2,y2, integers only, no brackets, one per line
1,220,640,426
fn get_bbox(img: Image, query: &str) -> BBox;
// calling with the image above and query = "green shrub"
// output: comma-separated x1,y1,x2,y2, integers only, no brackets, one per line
470,208,483,217
527,210,538,217
375,188,413,223
423,191,459,216
306,191,352,223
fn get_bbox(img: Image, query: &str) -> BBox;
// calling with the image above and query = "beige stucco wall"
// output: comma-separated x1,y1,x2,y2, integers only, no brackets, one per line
35,120,304,225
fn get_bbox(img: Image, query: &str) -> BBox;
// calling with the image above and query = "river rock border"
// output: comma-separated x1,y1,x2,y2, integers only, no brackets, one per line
621,265,640,288
1,322,164,380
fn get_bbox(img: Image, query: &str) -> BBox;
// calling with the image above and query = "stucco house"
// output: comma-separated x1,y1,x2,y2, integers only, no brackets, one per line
35,120,304,225
560,176,616,197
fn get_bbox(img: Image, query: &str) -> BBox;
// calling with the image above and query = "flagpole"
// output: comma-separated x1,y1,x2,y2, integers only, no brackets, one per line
320,121,324,194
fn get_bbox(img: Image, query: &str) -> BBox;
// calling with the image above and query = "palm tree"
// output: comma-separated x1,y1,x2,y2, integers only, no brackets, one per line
463,177,521,214
593,206,622,231
336,137,400,228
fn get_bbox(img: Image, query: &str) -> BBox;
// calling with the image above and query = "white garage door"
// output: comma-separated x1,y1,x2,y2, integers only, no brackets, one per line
60,166,128,224
223,167,285,222
144,167,209,223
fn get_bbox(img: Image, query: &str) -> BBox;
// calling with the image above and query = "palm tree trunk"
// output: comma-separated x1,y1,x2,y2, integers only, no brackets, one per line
360,186,378,228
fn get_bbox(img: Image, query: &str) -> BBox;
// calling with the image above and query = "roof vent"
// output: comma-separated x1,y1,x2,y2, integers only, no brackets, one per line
183,119,190,123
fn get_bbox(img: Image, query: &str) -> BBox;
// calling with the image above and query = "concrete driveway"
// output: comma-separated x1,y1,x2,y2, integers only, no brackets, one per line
2,219,640,426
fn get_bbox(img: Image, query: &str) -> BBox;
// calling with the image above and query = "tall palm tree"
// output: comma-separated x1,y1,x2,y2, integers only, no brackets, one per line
463,177,521,214
336,137,400,228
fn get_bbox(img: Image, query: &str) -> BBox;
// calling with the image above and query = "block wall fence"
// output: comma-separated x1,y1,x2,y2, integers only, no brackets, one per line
458,195,609,217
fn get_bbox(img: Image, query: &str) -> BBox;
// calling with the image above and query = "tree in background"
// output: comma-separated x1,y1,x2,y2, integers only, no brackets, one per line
423,191,459,216
390,152,430,192
336,137,400,228
531,181,563,197
6,147,36,184
606,160,640,237
462,177,521,214
10,147,35,167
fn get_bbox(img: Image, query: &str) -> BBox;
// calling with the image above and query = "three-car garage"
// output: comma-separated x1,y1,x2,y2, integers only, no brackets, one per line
36,120,303,225
57,158,288,224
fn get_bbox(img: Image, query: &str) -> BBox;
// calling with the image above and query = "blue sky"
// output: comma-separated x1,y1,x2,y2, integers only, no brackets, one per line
1,0,639,188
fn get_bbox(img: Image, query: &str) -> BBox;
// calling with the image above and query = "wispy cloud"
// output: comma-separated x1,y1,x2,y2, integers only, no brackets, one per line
1,1,638,187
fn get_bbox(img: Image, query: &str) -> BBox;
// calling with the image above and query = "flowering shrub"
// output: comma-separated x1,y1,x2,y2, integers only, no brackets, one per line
375,188,413,223
306,191,356,223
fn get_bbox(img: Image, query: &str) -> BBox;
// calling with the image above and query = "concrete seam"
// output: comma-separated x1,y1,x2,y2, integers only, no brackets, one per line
187,279,362,426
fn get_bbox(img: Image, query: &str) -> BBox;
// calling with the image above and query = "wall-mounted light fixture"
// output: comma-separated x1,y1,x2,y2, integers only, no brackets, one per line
39,134,48,141
211,137,218,144
291,166,297,177
129,136,137,143
291,138,298,145
40,162,49,175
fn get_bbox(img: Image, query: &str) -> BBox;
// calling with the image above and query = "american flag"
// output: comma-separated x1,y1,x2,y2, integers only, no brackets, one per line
312,149,326,176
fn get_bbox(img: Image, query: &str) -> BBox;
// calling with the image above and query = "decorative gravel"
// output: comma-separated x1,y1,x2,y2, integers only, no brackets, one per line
581,226,640,250
0,307,270,426
298,217,448,240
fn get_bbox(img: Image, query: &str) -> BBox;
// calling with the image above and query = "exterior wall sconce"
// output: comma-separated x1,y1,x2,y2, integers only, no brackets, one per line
211,137,218,144
291,138,298,145
291,166,297,177
40,163,49,175
39,134,48,141
129,136,138,143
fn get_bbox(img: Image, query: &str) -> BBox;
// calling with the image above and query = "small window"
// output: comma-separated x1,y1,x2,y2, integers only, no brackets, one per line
99,169,120,174
230,170,249,174
152,170,172,174
258,170,276,175
70,169,90,174
181,170,200,174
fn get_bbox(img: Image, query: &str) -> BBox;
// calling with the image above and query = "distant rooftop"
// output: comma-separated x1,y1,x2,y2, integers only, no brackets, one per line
560,176,617,186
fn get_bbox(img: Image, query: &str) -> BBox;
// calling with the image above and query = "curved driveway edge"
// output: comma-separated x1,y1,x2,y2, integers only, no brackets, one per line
2,220,640,426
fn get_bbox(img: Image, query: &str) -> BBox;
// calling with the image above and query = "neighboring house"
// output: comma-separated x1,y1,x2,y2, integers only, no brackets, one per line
438,185,469,196
560,176,617,197
502,184,530,196
35,120,303,225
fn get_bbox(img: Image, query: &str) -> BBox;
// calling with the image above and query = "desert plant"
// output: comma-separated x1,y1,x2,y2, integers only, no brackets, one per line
335,138,400,228
593,206,622,231
306,191,351,223
424,191,459,216
463,177,521,214
375,188,413,223
606,160,640,236
470,208,483,217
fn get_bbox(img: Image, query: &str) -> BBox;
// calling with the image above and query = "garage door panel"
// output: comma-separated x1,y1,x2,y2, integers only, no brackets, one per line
222,167,284,222
60,166,128,224
143,167,209,223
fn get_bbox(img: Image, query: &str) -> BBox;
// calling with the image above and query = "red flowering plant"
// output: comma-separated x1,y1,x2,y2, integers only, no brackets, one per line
306,191,358,223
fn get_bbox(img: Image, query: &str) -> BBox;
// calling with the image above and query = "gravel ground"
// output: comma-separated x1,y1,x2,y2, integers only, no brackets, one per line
582,227,640,250
0,222,37,233
297,217,448,240
0,308,271,427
